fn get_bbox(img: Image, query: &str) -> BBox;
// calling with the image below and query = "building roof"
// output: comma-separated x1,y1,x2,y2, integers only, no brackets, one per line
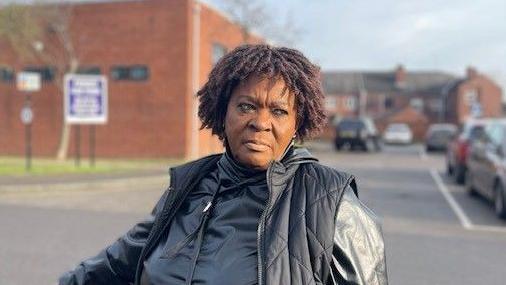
323,70,458,95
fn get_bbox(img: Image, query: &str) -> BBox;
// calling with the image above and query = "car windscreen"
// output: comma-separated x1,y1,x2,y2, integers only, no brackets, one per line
386,124,409,132
429,129,455,140
337,120,365,131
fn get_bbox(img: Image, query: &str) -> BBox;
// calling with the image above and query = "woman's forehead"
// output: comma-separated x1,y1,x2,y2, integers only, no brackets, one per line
235,76,292,100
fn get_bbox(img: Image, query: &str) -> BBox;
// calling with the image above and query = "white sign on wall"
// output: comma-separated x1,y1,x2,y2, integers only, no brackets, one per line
64,74,108,124
17,72,41,92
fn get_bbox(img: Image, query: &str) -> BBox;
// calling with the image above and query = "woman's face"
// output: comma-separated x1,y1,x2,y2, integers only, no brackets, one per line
224,77,297,170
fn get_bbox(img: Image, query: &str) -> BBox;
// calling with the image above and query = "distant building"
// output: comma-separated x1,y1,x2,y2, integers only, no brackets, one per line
0,0,262,158
322,65,503,140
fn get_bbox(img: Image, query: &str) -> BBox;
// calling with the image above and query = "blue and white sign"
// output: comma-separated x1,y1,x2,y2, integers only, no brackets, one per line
64,74,108,124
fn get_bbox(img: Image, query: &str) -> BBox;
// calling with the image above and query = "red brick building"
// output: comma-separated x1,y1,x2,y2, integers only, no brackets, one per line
0,0,261,158
322,65,503,140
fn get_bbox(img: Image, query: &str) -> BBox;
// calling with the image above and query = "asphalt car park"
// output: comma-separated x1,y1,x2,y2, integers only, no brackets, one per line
1,142,506,285
310,141,506,285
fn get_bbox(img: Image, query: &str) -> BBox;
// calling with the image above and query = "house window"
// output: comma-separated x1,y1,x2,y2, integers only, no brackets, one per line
325,96,337,110
23,66,55,81
212,43,227,66
410,98,424,112
428,99,443,112
111,65,149,81
385,98,394,109
344,96,357,111
0,66,14,83
464,89,478,106
76,66,101,75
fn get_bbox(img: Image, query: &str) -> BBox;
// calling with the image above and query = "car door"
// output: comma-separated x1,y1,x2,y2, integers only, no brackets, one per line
470,126,491,194
483,124,504,199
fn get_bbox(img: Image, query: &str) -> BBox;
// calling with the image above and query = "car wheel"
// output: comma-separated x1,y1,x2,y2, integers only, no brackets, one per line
454,165,466,185
465,170,477,197
334,142,342,151
494,183,506,220
446,162,453,176
374,139,382,151
365,139,375,152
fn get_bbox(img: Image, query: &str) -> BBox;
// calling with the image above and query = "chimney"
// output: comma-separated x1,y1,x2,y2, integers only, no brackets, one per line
395,64,406,87
466,66,478,79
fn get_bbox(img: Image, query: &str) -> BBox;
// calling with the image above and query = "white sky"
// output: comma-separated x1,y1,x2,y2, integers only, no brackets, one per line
206,0,506,92
6,0,506,91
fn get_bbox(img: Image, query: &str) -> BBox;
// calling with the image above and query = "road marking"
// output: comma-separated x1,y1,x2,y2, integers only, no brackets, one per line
430,168,473,229
430,168,506,234
419,146,428,161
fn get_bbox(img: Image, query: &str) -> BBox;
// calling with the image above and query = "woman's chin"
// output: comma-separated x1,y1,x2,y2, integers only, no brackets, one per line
236,152,272,170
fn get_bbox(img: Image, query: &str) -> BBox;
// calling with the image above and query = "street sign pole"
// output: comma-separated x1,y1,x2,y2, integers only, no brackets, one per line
75,125,81,167
89,125,95,168
17,72,40,173
25,93,32,171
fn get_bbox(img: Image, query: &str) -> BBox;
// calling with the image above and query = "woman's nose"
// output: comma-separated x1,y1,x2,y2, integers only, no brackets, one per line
248,110,272,132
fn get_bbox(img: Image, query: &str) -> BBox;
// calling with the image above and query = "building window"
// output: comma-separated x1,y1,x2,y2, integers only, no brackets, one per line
428,99,443,112
212,43,227,66
410,97,424,112
464,89,478,106
385,97,394,109
76,66,101,75
23,66,55,81
111,65,149,81
344,96,357,111
0,66,15,83
325,96,337,110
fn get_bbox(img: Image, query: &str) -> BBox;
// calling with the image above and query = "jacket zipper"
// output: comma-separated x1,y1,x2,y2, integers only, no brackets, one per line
185,200,213,285
257,163,275,285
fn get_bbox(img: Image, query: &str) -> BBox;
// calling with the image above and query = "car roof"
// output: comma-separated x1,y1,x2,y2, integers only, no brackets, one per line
428,123,457,130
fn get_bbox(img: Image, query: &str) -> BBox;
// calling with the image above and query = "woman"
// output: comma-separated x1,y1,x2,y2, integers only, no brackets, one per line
59,44,387,285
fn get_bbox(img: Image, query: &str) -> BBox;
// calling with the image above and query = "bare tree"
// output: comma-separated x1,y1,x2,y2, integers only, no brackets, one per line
0,1,81,160
216,0,302,46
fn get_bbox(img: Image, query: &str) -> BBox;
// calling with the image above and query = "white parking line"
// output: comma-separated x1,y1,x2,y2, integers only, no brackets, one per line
430,168,506,234
430,169,473,229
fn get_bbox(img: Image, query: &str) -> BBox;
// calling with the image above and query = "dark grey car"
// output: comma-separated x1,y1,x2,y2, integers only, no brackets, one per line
334,117,380,152
425,123,458,152
466,119,506,219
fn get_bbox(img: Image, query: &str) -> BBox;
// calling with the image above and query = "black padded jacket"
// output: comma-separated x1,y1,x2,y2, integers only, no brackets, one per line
59,147,388,285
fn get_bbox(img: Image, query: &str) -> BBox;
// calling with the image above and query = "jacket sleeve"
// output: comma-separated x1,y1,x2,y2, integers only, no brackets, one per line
58,188,170,285
327,185,388,285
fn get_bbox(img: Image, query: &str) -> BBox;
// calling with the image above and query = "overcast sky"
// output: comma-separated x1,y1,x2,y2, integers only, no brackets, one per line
205,0,506,91
6,0,506,90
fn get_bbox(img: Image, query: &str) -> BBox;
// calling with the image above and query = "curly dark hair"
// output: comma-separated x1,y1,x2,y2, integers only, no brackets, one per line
197,44,326,141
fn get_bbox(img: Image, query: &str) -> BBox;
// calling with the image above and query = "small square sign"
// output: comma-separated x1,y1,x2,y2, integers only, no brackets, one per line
64,74,108,124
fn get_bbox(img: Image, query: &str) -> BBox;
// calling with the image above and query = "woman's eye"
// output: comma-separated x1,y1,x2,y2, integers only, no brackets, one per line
272,109,288,116
238,103,255,113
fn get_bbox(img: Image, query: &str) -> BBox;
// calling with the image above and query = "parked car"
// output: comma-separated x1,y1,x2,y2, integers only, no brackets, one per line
425,123,458,152
334,117,380,151
382,123,413,145
465,119,506,219
446,119,490,184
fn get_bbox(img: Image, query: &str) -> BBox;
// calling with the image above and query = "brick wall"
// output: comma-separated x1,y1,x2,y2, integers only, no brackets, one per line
453,73,503,124
0,0,262,159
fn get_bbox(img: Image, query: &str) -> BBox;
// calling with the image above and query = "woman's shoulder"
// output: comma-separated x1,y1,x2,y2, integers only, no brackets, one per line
299,161,356,195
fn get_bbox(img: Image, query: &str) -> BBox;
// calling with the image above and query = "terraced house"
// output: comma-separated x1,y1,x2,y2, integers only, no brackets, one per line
322,65,503,140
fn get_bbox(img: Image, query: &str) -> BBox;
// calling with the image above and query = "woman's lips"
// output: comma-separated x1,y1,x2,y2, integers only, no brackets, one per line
243,141,270,152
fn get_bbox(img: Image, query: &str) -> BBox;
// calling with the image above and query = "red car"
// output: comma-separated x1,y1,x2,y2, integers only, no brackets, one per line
446,119,490,184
